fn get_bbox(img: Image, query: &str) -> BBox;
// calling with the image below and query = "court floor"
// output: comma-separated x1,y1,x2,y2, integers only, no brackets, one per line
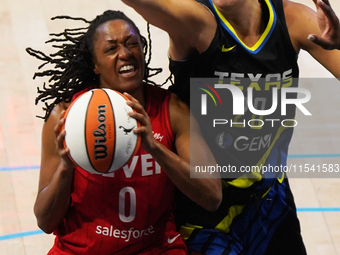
0,0,339,254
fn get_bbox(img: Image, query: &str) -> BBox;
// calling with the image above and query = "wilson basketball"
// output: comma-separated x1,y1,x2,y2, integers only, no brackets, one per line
63,88,141,174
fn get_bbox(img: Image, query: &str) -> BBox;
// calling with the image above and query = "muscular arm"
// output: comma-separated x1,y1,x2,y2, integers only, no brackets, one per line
34,103,75,234
125,93,222,212
284,0,340,77
121,0,216,59
166,94,222,211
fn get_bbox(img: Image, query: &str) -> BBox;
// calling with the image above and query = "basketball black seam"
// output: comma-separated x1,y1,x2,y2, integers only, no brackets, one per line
85,90,100,173
103,89,116,172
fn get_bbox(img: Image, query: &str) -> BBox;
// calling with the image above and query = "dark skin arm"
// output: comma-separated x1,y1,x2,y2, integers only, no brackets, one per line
125,92,222,212
35,91,222,235
33,102,75,234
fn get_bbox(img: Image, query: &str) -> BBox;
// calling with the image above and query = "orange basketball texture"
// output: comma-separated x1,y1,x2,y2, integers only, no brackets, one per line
63,88,141,174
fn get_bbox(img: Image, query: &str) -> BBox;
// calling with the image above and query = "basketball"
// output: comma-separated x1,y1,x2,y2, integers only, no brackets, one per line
63,88,141,174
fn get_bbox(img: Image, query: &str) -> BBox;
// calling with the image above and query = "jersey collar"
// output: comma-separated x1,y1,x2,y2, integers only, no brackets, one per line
208,0,277,54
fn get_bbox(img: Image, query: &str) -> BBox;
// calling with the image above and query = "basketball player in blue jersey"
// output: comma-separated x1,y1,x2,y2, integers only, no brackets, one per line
122,0,340,254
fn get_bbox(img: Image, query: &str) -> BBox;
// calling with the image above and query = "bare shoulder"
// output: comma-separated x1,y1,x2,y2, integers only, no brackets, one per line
283,0,319,51
283,0,316,22
282,0,313,13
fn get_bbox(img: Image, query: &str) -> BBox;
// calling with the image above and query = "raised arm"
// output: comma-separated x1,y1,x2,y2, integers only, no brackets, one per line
34,103,75,234
284,0,340,78
125,92,222,212
121,0,216,59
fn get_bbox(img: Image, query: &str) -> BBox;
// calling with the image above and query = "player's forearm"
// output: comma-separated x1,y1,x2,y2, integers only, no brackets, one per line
122,0,162,13
34,164,74,234
149,141,222,212
122,0,168,27
121,0,190,40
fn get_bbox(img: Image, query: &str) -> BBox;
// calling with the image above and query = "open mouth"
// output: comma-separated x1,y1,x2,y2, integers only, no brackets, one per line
119,64,136,76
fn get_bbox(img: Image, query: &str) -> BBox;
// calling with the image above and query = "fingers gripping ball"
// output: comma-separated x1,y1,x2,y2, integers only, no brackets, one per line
62,88,141,174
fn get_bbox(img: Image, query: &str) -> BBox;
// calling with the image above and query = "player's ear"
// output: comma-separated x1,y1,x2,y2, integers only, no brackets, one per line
93,63,100,75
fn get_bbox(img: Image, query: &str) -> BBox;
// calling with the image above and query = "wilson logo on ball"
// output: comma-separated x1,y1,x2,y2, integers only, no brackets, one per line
93,105,108,160
63,88,141,174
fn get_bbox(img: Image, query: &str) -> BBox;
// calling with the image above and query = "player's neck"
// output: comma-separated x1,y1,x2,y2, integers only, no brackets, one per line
132,85,146,108
218,0,266,47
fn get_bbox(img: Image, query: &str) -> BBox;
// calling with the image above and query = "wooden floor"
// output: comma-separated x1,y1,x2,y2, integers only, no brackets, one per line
0,0,339,254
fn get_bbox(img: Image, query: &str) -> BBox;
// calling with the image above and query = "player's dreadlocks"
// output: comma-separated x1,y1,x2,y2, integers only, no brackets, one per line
26,10,163,121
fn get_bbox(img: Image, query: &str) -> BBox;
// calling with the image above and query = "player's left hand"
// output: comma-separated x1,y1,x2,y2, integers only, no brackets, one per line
309,0,340,50
124,92,158,153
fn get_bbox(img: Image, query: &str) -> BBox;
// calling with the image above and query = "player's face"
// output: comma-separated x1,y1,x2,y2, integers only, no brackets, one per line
92,19,145,94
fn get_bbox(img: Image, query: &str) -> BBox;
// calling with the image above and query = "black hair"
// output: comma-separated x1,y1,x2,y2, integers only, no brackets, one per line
26,10,163,121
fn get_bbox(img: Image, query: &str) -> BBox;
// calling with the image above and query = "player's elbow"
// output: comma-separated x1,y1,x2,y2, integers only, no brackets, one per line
36,220,55,234
34,207,58,234
210,192,223,212
201,188,222,212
